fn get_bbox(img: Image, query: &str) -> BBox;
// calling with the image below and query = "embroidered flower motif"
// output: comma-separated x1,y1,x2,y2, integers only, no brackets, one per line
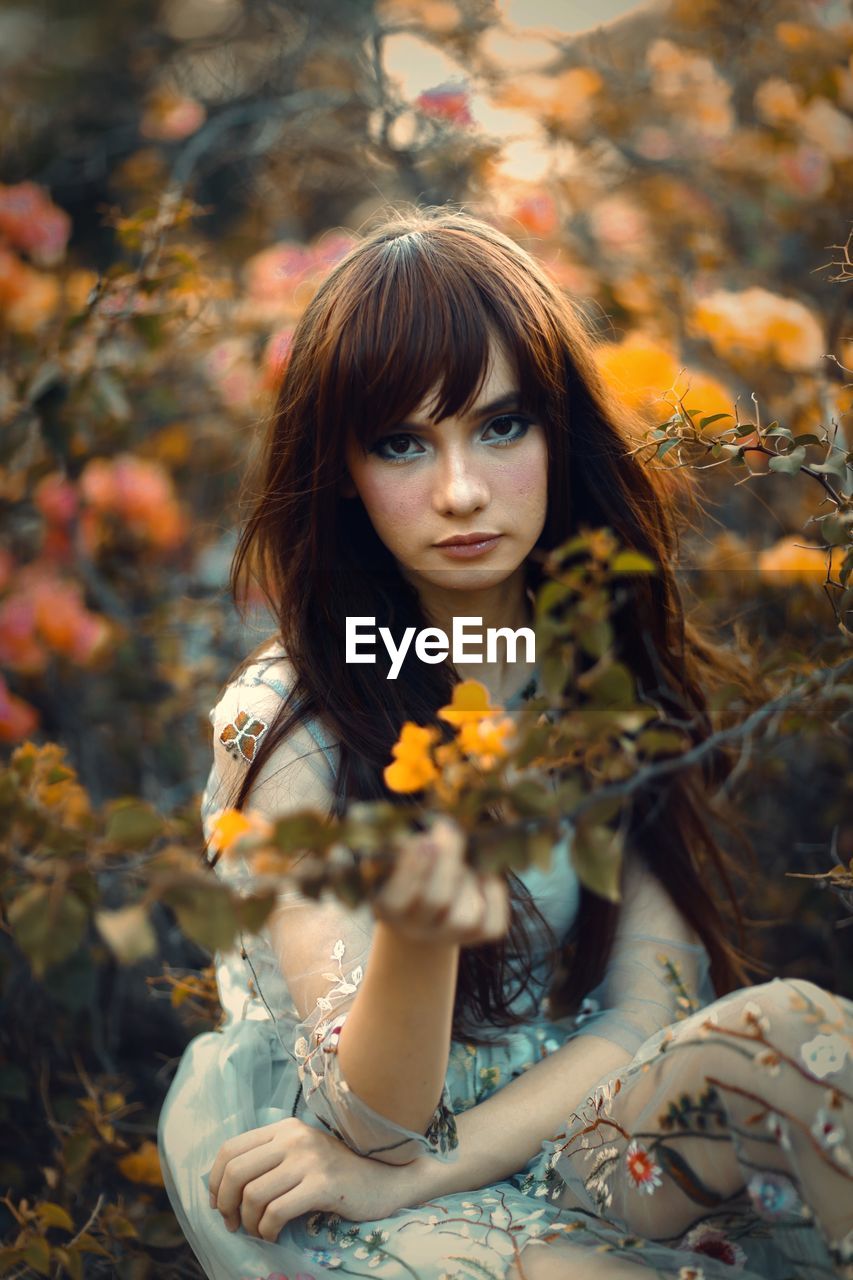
219,709,269,763
766,1111,791,1150
680,1224,747,1269
625,1140,663,1194
310,1249,342,1269
747,1171,802,1218
741,1000,770,1034
811,1107,846,1149
755,1048,781,1076
802,1032,850,1078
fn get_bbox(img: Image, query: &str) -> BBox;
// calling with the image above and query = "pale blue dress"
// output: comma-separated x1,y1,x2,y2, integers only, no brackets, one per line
158,642,853,1280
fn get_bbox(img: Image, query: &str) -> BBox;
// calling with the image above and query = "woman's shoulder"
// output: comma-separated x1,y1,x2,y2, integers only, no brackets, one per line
208,636,339,779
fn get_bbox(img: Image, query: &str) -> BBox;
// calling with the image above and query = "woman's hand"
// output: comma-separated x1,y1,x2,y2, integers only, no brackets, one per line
371,816,510,947
208,1117,408,1241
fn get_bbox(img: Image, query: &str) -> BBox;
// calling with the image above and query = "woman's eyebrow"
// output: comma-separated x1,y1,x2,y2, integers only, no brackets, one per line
394,390,523,431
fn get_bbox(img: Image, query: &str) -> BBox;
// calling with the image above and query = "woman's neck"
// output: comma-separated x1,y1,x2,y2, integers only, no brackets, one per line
412,566,537,707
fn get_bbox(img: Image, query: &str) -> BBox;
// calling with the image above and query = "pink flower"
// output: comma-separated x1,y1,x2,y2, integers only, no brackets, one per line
416,83,473,126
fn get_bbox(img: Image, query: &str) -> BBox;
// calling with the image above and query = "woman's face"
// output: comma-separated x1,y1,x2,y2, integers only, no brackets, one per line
341,341,549,597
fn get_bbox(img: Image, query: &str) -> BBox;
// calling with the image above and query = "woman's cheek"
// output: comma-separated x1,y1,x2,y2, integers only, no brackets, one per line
363,471,427,541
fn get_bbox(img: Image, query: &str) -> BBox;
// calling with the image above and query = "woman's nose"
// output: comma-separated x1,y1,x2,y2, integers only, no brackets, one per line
432,447,489,514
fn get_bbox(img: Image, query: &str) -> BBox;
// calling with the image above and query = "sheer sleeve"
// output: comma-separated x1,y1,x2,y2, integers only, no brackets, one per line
205,662,459,1165
567,852,714,1060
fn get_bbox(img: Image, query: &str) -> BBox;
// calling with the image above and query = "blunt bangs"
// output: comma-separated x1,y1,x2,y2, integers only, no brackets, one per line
313,225,565,449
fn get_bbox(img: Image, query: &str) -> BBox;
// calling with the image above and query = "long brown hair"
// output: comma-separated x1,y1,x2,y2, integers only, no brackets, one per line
211,205,765,1042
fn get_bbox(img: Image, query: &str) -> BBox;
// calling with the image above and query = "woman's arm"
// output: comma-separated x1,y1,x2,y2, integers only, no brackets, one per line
397,1029,631,1201
334,924,460,1135
390,854,711,1204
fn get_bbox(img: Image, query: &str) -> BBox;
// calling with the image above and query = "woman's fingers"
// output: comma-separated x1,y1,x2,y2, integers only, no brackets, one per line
370,818,511,945
257,1177,326,1243
238,1163,302,1237
478,874,511,941
215,1142,282,1229
208,1126,275,1203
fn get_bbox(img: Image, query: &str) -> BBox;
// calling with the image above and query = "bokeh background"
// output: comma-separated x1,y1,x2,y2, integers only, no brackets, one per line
1,0,852,1274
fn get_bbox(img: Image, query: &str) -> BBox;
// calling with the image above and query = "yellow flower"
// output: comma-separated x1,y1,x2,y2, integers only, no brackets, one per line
117,1140,164,1187
437,679,500,726
207,808,271,856
458,716,515,769
383,722,440,793
596,333,733,427
757,536,826,583
690,287,824,371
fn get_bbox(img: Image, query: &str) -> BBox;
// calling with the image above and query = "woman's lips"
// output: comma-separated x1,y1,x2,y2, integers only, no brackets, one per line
434,535,503,559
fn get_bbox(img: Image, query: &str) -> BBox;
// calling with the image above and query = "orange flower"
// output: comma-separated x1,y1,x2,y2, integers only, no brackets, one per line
383,722,440,793
437,679,500,726
117,1140,164,1187
458,716,515,769
207,808,272,856
757,536,826,583
0,674,39,743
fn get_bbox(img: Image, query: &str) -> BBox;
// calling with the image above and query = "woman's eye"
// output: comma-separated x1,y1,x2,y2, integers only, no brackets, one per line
369,415,532,463
369,434,422,462
483,414,531,445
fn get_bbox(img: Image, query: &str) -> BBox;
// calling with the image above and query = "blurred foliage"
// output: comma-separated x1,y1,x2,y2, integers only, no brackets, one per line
1,0,852,1273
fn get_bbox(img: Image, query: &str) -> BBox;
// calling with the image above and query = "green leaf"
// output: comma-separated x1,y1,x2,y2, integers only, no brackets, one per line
810,454,849,478
819,514,851,547
698,413,732,429
36,1203,74,1233
578,619,613,660
768,447,807,475
52,1250,83,1280
636,727,688,757
656,439,681,459
7,887,88,978
272,812,332,853
571,822,623,901
95,904,158,965
163,882,241,954
610,551,657,574
105,800,164,850
541,652,569,699
583,661,636,707
792,433,823,447
535,580,573,618
62,1133,95,1180
23,1238,51,1276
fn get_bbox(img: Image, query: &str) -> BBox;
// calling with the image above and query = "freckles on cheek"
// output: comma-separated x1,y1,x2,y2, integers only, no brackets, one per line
498,456,546,503
363,473,425,529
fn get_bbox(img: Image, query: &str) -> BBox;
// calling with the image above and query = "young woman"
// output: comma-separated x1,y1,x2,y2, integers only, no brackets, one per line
157,208,853,1280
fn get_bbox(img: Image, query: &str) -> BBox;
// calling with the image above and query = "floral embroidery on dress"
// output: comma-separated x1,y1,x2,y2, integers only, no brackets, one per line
219,709,269,763
801,1031,850,1078
424,1088,459,1155
746,1171,803,1219
679,1224,747,1269
625,1140,664,1195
